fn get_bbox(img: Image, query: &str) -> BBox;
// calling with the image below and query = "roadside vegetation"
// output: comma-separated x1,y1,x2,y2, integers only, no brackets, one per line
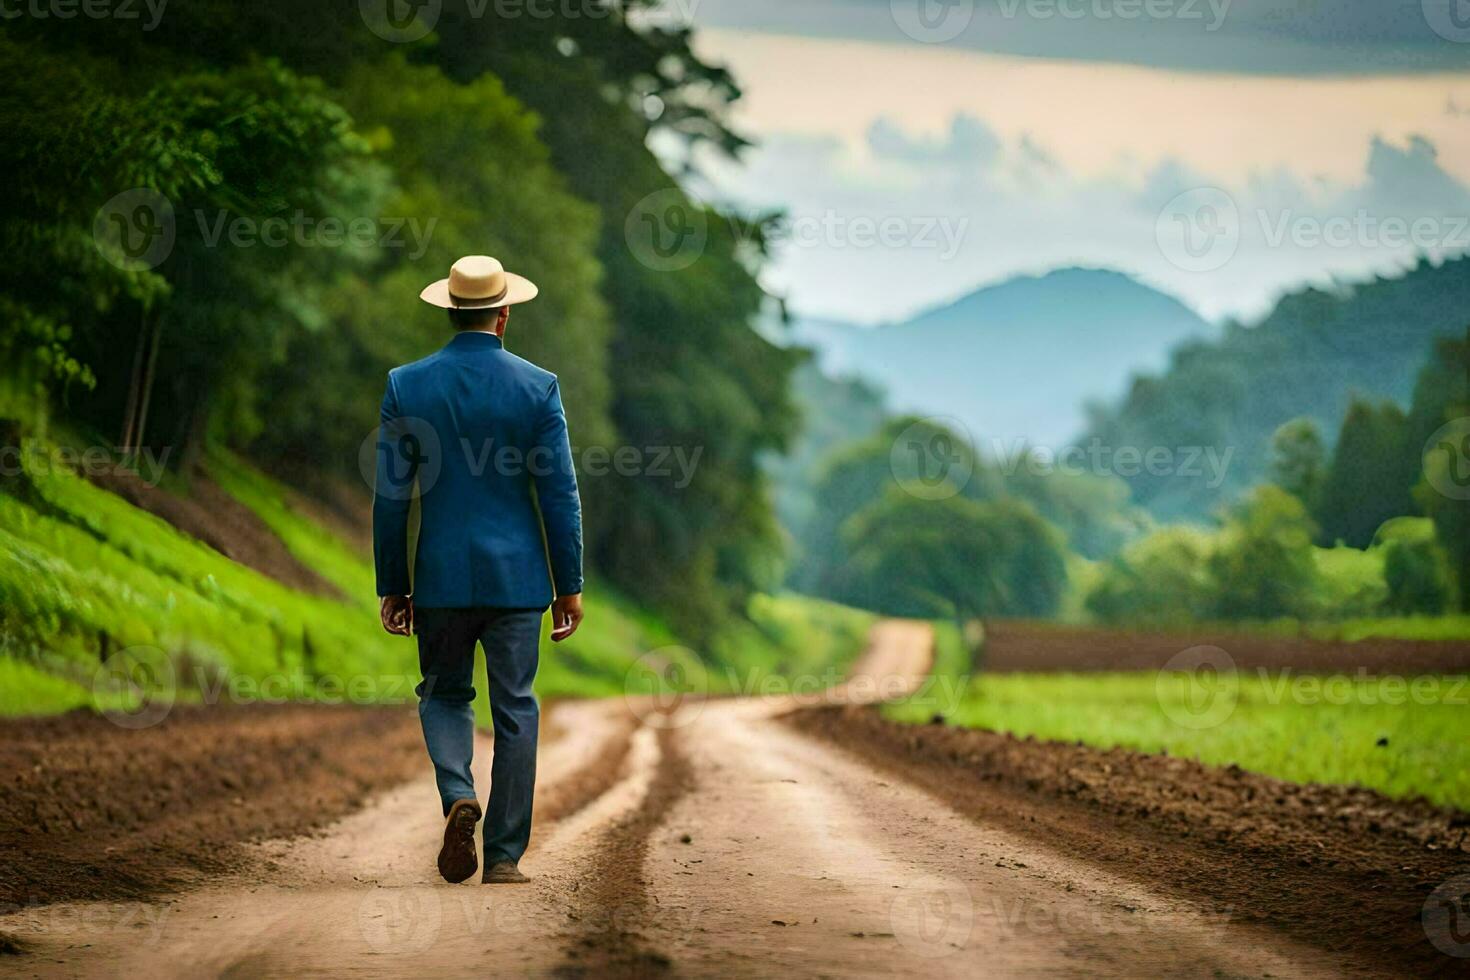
0,437,872,719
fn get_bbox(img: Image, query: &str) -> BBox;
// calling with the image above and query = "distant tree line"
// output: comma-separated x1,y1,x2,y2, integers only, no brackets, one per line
784,325,1468,627
1086,257,1470,522
1088,334,1469,623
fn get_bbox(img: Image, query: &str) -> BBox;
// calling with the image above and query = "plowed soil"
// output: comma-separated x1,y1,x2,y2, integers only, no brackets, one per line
788,704,1470,975
0,704,423,907
980,620,1470,674
3,623,1466,977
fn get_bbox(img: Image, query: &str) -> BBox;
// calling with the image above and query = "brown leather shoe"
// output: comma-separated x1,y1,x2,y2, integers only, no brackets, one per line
437,799,482,884
482,860,530,884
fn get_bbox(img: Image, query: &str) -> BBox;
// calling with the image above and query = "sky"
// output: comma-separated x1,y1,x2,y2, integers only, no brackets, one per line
665,0,1470,325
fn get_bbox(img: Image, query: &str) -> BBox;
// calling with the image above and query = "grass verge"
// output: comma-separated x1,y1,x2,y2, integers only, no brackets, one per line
886,665,1470,811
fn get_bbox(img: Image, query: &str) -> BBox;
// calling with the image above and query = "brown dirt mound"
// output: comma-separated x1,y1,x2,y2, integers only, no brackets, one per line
788,705,1470,976
982,620,1470,674
85,466,343,599
0,703,421,908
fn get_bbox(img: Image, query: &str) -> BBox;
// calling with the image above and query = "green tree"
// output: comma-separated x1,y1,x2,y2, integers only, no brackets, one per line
248,57,617,510
1313,397,1417,548
1210,486,1322,620
767,361,888,550
836,494,1068,621
1412,332,1470,610
1000,465,1143,559
0,40,380,468
792,417,991,596
1084,526,1215,626
1268,417,1326,509
1375,518,1453,615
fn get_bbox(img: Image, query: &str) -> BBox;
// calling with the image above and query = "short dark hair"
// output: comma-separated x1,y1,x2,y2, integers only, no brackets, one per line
448,306,500,331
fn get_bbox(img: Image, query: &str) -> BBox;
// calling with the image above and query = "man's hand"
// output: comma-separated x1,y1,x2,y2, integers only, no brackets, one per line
380,595,414,637
551,593,583,643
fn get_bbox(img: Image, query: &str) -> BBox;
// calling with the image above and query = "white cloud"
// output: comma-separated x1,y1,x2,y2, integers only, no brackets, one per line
689,118,1470,326
866,114,1004,170
679,28,1470,324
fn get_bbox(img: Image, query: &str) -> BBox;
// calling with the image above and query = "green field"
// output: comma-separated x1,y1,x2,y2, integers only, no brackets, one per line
886,667,1470,811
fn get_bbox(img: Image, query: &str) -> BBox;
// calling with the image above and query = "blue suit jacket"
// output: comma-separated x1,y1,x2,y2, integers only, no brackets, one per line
372,332,583,609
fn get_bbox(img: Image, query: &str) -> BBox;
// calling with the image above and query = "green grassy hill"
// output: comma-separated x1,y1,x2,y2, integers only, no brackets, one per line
0,439,869,719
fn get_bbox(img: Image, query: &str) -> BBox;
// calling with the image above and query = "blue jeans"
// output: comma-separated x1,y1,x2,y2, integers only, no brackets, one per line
415,607,542,866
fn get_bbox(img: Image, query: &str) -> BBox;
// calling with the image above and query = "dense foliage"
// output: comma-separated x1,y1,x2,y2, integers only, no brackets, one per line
1087,256,1470,521
0,2,796,639
784,416,1093,622
1085,332,1468,624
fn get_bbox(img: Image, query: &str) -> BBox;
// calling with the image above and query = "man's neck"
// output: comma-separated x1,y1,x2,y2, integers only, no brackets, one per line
460,328,505,343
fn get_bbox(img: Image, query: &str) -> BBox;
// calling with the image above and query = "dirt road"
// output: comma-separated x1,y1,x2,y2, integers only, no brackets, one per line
0,622,1411,977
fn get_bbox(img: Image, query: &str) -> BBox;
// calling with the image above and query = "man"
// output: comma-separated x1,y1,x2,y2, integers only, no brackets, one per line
373,254,584,885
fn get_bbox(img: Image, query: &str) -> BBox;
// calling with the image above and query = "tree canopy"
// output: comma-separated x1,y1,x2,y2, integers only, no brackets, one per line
0,1,796,638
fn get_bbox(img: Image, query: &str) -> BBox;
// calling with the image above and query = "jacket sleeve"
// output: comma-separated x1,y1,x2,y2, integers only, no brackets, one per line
533,379,584,597
372,373,415,597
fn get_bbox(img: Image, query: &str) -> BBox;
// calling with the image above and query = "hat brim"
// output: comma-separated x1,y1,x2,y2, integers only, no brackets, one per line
419,272,539,310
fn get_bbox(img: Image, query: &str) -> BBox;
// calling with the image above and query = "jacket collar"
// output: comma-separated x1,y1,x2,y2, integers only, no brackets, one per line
446,331,504,352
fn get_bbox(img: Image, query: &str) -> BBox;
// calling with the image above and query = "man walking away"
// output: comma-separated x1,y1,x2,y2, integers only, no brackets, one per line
373,255,585,885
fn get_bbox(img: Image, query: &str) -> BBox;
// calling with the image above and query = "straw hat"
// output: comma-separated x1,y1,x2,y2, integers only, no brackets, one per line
419,255,538,309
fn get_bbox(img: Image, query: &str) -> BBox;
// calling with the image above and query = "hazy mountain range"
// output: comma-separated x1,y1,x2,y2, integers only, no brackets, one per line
790,267,1214,448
